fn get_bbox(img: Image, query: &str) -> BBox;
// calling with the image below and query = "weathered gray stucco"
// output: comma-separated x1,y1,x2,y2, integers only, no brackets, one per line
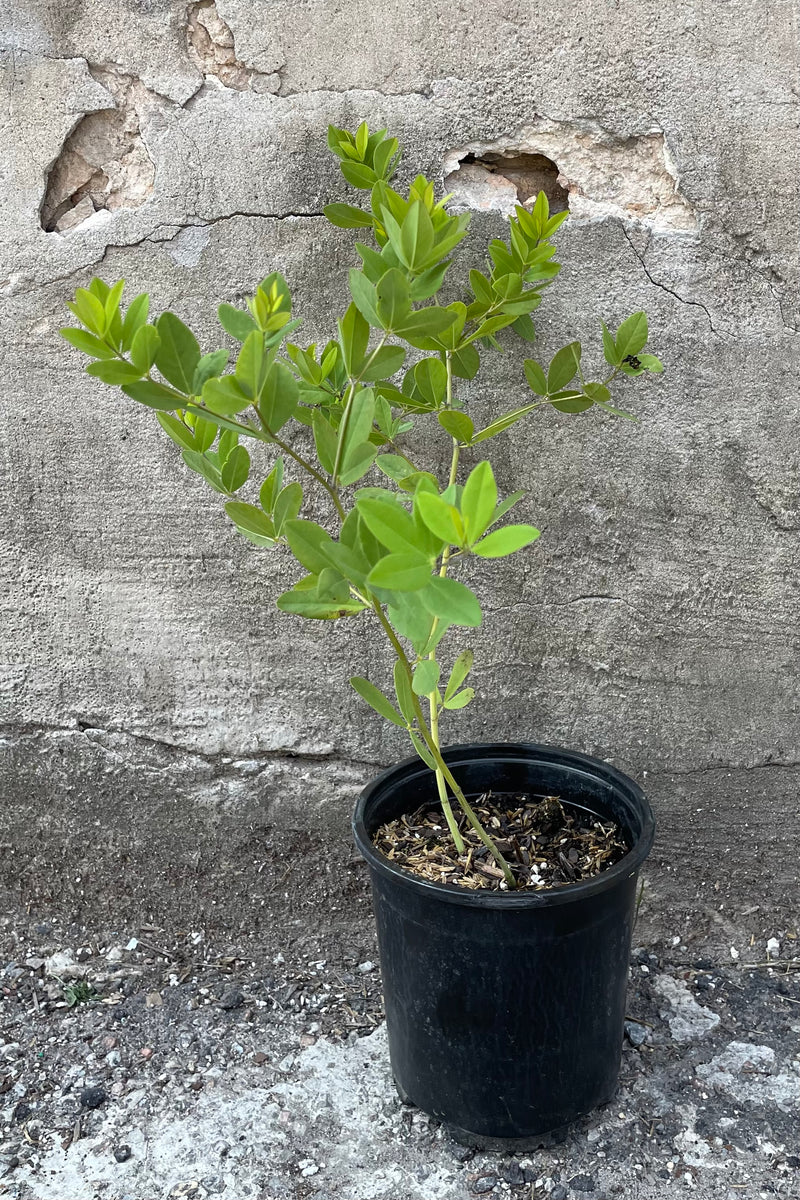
1,1,798,944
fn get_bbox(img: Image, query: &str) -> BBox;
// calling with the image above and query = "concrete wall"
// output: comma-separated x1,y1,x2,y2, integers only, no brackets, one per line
1,1,798,945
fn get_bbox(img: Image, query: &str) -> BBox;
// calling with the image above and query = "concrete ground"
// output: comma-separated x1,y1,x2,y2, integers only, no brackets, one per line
0,903,797,1200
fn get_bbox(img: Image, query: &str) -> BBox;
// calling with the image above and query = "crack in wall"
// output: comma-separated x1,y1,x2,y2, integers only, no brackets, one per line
40,65,159,235
620,224,722,337
186,1,280,94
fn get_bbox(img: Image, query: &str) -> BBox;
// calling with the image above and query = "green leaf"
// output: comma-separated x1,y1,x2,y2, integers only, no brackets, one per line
601,320,620,367
192,415,217,453
375,269,411,331
407,357,447,407
547,341,581,392
420,576,482,627
338,387,375,466
593,400,637,421
461,461,497,543
360,344,406,382
86,360,144,386
121,380,186,410
471,400,542,444
489,490,525,527
130,324,161,373
121,293,150,351
583,381,610,403
348,270,382,328
473,523,541,557
339,442,377,485
338,302,371,375
60,327,116,359
312,410,338,475
523,359,548,396
68,288,106,335
443,687,475,710
437,411,474,443
450,343,480,380
221,444,250,492
357,497,418,554
155,312,201,393
260,363,299,434
284,519,336,574
350,677,406,727
192,349,229,394
408,260,450,301
235,330,270,399
393,660,416,724
324,202,374,229
278,590,365,619
156,412,196,450
259,459,284,512
444,649,473,701
218,303,258,342
341,161,377,189
399,200,434,271
273,481,303,533
412,659,440,696
394,307,457,342
638,353,663,373
512,313,537,342
367,552,432,592
616,312,648,358
416,491,463,546
225,501,276,546
409,730,437,770
551,395,593,414
203,376,251,417
182,450,227,494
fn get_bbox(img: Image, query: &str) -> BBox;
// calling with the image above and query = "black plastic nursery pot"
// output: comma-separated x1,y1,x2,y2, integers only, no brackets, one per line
352,742,655,1141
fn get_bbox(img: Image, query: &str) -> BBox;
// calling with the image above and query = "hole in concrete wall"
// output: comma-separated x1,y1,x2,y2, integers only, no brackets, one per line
446,152,569,215
40,68,155,234
186,1,279,93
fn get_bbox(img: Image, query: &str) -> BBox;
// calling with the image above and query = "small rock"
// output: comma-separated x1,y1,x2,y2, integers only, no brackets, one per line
625,1020,648,1048
218,986,244,1011
729,946,740,961
105,1050,122,1067
502,1161,525,1185
114,1145,132,1162
357,960,376,974
550,1187,568,1200
568,1175,596,1193
103,1035,118,1050
125,938,139,951
252,1051,269,1065
80,1086,107,1110
44,951,86,980
145,992,163,1008
471,1175,498,1194
766,937,780,959
12,1102,32,1124
298,1159,319,1177
140,1047,154,1060
105,947,124,963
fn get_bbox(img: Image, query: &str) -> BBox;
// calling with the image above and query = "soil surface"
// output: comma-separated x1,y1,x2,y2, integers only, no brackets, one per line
374,794,629,890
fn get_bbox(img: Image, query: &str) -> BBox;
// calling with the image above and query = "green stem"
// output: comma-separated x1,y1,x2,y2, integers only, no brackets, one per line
371,600,516,888
252,404,346,523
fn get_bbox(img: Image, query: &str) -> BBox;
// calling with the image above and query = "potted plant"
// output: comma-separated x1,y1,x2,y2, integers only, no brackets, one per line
59,122,659,1142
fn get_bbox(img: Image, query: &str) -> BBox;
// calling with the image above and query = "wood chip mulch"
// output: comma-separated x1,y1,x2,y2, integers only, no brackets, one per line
373,793,630,892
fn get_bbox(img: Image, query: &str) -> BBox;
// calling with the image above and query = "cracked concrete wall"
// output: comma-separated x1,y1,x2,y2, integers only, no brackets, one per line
1,0,799,944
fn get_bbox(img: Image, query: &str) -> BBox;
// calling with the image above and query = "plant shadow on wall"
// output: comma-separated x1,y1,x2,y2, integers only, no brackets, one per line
60,124,661,1142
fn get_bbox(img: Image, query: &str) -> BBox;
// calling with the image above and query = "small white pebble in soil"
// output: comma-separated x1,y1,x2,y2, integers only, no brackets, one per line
358,961,376,974
125,938,138,951
766,937,780,959
730,946,740,960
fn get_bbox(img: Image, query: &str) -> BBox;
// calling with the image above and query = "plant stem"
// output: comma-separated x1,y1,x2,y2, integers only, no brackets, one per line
371,599,516,888
252,404,346,522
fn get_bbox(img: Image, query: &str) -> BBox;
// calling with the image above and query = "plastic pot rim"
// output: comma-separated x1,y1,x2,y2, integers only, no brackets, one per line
353,741,656,911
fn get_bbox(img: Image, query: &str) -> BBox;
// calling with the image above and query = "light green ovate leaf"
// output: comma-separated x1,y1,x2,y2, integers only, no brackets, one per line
489,490,525,528
512,313,537,342
437,411,474,444
360,345,406,383
130,324,161,373
472,523,541,558
409,731,437,770
260,458,284,513
121,380,186,410
192,349,229,394
156,412,196,450
415,491,464,546
338,443,377,487
259,363,299,434
325,203,374,229
60,328,116,359
393,660,416,725
278,591,365,619
155,312,201,393
450,343,480,380
284,519,336,575
601,320,620,367
312,410,338,475
68,288,107,335
420,576,482,628
203,376,252,417
338,302,371,375
583,382,610,403
367,552,432,592
411,658,440,697
375,454,414,485
443,687,475,710
357,497,418,554
471,401,542,444
444,649,473,702
218,303,258,342
221,444,250,492
461,461,497,543
350,677,407,727
547,341,581,392
121,293,150,351
638,353,664,373
181,450,227,494
225,501,276,547
273,481,303,533
408,357,447,407
86,360,144,386
393,307,457,342
523,359,548,396
192,415,217,453
375,269,411,331
235,330,270,400
615,311,648,358
348,270,382,328
551,396,593,414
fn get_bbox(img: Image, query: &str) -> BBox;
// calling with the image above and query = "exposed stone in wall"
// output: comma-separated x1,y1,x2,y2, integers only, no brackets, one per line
186,1,280,94
40,67,156,235
444,119,697,231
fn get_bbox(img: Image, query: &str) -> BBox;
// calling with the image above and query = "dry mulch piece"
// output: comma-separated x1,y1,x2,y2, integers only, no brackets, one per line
374,793,630,892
